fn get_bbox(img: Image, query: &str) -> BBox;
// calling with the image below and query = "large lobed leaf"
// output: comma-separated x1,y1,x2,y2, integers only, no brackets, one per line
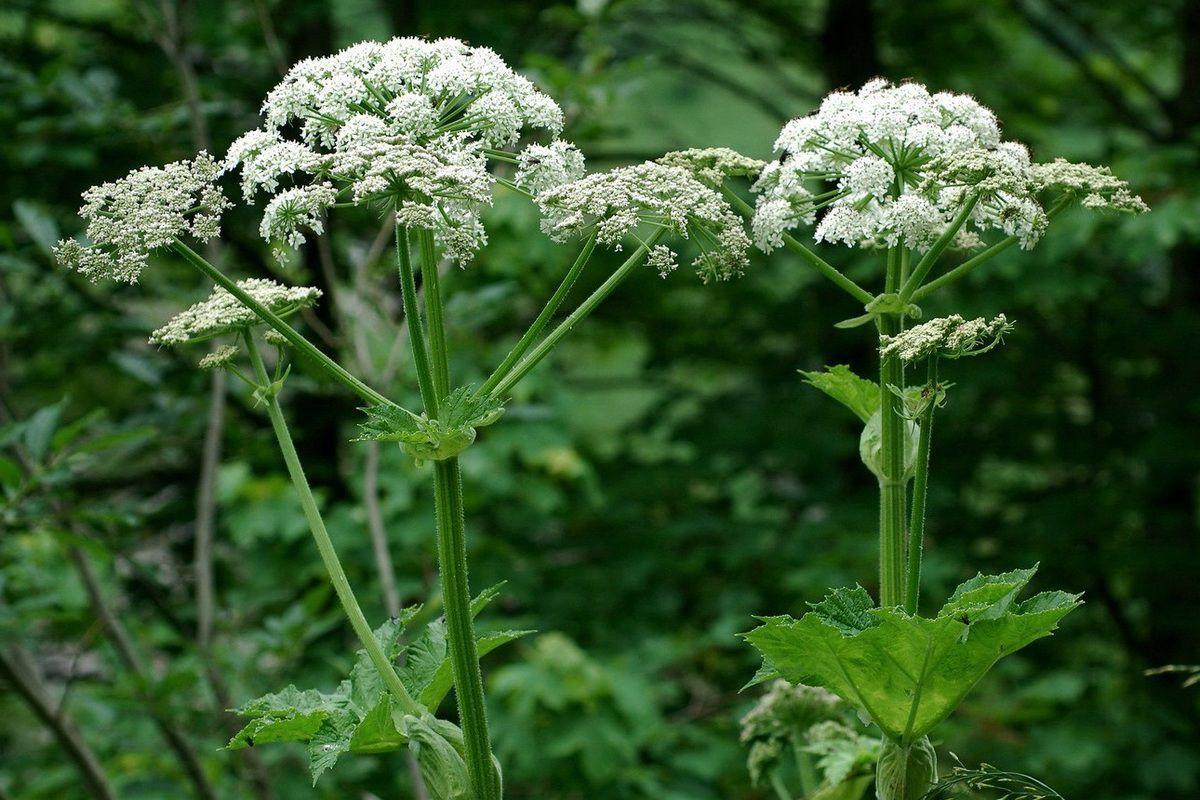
744,566,1081,743
227,584,527,784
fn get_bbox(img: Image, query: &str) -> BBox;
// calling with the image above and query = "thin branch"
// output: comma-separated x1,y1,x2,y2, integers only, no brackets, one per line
0,647,116,800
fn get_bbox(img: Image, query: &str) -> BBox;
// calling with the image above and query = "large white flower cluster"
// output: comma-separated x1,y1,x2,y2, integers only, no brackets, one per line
752,79,1145,254
534,161,752,282
224,37,568,262
54,153,230,283
149,278,322,346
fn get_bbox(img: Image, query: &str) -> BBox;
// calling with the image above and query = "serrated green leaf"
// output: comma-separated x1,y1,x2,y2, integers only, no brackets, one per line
941,565,1037,623
228,685,350,750
801,365,880,423
307,714,356,784
744,567,1081,742
348,693,409,754
809,585,880,634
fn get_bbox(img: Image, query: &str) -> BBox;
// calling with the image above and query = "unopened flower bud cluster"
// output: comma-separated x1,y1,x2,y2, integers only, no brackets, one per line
879,314,1013,363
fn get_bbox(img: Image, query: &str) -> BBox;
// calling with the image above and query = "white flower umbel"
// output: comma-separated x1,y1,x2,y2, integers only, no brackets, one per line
54,153,230,283
225,37,569,264
879,314,1013,363
751,79,1146,254
535,161,752,282
150,278,322,346
198,344,240,370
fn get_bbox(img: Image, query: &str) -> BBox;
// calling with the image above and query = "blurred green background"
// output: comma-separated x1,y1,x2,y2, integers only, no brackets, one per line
1,0,1197,798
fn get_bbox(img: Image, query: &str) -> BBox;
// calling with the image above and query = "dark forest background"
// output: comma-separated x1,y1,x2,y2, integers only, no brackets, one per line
1,0,1198,798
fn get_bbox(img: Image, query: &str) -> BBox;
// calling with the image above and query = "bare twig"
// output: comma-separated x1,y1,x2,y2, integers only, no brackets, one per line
0,646,116,800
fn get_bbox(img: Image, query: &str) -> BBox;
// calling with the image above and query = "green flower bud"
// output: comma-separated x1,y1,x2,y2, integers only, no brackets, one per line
875,737,937,800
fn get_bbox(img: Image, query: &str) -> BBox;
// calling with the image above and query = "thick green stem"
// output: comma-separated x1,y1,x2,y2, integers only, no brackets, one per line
433,458,499,800
411,231,500,800
911,196,1072,301
417,229,451,399
877,250,907,609
479,234,597,397
394,225,439,416
721,186,874,304
245,334,422,717
170,240,393,408
904,360,937,616
490,229,665,397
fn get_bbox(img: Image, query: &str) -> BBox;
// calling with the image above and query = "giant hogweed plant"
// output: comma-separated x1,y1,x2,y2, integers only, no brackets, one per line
53,38,750,799
707,80,1146,799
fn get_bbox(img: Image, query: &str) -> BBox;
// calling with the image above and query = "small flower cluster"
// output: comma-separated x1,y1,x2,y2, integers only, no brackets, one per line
879,314,1012,363
751,79,1145,254
224,37,568,262
149,278,321,346
514,140,586,195
54,154,229,283
534,161,751,282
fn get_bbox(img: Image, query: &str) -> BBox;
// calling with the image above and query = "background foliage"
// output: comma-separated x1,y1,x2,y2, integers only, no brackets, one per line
1,0,1198,798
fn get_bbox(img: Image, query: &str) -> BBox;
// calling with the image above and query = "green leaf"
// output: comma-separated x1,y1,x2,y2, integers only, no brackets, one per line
801,365,880,423
23,400,65,463
228,685,349,750
744,567,1081,742
13,199,60,254
307,714,356,784
400,582,529,710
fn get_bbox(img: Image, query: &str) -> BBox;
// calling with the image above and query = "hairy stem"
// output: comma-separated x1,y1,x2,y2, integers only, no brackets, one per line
244,334,422,716
413,227,501,800
479,234,597,397
904,360,938,615
170,241,394,407
434,458,500,800
877,250,907,608
393,226,439,415
490,229,666,397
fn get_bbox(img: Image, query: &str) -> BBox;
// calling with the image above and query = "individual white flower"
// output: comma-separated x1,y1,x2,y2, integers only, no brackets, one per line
514,140,586,195
54,153,230,283
535,161,751,282
879,314,1013,363
259,183,338,252
150,278,322,346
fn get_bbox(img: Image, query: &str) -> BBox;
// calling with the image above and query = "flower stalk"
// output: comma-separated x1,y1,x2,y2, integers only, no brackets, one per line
877,250,908,609
244,333,422,717
905,359,938,615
